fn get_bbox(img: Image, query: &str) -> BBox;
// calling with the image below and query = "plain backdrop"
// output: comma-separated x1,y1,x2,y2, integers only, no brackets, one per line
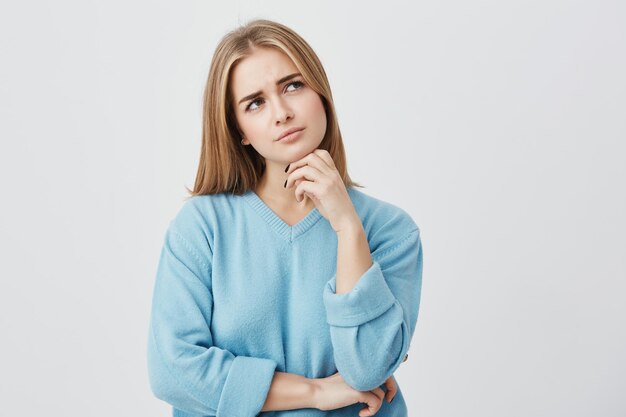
1,1,624,416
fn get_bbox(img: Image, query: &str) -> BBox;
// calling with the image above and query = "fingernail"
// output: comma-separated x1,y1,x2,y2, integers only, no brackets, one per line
283,179,287,188
284,164,290,172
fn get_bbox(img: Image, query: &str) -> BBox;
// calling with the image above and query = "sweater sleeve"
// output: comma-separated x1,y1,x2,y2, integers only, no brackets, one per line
322,227,423,392
147,225,277,417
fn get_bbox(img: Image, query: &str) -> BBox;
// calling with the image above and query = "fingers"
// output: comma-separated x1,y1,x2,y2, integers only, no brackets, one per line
371,387,385,401
294,180,323,203
285,152,334,177
312,149,337,169
358,387,385,417
285,165,323,189
384,376,397,403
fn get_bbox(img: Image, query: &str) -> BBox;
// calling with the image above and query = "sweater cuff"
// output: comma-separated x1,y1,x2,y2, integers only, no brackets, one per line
323,260,396,327
217,355,277,417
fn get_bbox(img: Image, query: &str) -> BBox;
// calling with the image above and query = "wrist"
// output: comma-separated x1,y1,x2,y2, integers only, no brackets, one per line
308,377,322,410
261,372,322,412
335,214,363,236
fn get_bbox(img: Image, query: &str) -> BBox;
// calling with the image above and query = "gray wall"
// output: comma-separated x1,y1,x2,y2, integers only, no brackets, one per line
1,1,624,416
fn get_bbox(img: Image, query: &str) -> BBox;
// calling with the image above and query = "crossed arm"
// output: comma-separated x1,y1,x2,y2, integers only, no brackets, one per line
260,356,409,412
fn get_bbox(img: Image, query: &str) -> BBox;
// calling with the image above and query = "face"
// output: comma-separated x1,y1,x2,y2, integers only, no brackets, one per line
230,47,327,165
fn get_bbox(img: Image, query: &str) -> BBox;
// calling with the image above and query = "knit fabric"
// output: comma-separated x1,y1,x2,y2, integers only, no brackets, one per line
147,186,424,417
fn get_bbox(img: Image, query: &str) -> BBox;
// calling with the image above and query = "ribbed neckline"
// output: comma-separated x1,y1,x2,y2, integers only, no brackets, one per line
241,189,323,242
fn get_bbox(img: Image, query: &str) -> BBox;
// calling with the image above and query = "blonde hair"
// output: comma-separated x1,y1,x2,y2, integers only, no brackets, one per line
186,19,364,198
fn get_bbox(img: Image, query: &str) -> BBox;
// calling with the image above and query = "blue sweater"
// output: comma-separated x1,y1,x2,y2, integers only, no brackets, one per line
147,186,424,417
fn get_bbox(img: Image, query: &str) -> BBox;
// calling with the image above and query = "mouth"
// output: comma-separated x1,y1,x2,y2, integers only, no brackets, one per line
276,127,305,141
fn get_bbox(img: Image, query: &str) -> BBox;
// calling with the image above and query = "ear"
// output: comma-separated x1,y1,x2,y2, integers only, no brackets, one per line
236,124,248,145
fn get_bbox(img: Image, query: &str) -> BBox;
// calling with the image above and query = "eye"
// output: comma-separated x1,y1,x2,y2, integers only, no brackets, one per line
244,80,305,113
245,97,264,112
285,80,304,92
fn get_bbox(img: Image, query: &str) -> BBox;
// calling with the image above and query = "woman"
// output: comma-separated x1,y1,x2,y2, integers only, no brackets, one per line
147,19,423,417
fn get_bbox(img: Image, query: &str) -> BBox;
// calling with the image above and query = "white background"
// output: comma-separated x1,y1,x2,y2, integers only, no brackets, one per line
1,1,624,416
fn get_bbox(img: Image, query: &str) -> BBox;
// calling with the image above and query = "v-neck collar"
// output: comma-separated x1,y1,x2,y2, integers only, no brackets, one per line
241,189,323,242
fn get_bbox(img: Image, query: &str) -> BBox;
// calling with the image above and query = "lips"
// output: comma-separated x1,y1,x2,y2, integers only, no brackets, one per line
276,127,305,141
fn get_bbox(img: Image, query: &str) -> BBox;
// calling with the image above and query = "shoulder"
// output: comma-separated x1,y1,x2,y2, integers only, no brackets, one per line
166,192,242,255
347,186,420,233
347,186,421,259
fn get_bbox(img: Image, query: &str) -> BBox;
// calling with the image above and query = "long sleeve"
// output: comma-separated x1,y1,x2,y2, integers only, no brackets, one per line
147,224,277,417
322,227,423,392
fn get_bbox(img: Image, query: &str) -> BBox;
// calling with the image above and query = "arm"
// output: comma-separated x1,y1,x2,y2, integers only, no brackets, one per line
261,371,318,412
335,221,373,294
147,225,277,417
323,219,424,392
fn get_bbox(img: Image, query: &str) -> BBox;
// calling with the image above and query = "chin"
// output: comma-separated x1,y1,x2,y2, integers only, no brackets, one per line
269,137,324,163
294,143,321,159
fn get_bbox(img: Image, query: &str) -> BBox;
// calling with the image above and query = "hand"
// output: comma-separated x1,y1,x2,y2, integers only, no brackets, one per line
312,371,386,417
285,149,360,233
382,374,398,405
312,356,408,414
312,371,404,416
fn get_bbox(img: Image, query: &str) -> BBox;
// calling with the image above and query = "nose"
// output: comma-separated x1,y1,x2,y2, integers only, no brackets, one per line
272,96,294,125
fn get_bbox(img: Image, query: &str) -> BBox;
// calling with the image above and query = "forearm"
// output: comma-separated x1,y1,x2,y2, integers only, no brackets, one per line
260,371,318,412
336,219,373,294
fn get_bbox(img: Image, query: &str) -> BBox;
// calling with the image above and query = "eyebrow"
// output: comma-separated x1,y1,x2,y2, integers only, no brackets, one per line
237,72,302,105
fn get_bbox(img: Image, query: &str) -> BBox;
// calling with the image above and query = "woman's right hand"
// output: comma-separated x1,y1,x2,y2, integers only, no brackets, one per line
311,372,386,417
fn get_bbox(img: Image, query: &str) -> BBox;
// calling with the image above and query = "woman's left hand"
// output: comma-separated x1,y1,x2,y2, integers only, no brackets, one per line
285,149,359,233
382,375,397,404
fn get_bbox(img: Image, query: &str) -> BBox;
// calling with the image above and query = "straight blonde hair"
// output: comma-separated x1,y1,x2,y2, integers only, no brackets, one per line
186,19,363,198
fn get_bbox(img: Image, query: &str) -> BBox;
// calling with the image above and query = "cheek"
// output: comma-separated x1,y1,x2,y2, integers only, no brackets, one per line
302,94,326,123
239,118,264,140
313,97,327,130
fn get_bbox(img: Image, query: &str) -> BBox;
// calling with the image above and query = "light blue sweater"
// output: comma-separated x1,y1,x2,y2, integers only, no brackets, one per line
147,186,424,417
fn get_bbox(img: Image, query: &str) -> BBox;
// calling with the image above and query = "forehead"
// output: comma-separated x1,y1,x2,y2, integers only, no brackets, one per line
230,48,298,98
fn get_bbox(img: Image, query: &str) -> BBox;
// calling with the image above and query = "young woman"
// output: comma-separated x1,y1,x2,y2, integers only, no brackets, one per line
147,19,423,417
